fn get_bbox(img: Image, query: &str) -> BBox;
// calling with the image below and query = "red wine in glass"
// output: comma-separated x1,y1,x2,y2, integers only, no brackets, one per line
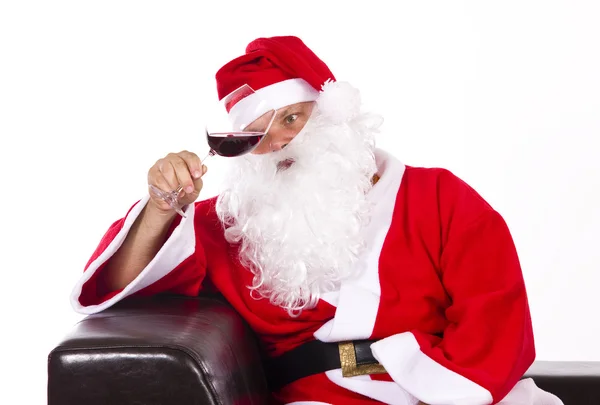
207,131,265,157
149,131,266,217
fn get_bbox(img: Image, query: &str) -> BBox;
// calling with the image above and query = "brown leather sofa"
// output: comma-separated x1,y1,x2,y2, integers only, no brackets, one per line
48,294,599,404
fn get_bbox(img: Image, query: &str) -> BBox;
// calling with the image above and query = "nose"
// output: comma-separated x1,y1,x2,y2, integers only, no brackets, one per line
266,125,292,152
253,129,289,154
269,137,288,152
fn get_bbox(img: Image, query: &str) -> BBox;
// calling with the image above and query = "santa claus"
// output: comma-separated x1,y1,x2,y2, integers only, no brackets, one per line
70,36,563,405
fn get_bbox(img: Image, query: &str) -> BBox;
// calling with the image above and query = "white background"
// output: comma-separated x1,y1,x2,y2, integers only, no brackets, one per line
1,1,599,403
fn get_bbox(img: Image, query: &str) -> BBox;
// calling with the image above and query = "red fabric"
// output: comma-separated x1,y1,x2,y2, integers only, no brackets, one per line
215,36,335,100
77,167,535,404
78,203,205,306
78,217,127,306
372,168,534,404
195,197,338,357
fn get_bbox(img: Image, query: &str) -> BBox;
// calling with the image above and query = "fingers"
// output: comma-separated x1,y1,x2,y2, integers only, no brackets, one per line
177,150,204,180
148,160,174,194
166,153,195,193
171,151,208,195
148,151,207,195
191,164,206,187
147,150,209,213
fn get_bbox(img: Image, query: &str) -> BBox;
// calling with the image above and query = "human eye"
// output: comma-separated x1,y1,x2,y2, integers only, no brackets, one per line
285,114,298,124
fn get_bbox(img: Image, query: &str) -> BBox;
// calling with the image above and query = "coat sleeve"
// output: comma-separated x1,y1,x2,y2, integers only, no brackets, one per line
70,195,207,315
371,170,535,405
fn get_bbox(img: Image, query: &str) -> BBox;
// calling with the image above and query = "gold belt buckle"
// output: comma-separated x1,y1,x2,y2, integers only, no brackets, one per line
338,341,387,378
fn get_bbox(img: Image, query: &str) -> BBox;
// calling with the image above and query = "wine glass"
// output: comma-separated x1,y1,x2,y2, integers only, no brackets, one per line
149,84,276,217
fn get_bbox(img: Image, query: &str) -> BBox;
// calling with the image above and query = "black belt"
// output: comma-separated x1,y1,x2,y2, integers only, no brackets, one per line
264,339,387,391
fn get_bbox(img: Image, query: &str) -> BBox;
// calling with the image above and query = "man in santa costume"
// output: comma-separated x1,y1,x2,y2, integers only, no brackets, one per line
70,36,563,405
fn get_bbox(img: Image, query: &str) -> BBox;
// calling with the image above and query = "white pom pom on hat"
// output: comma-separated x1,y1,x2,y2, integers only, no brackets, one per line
317,79,361,124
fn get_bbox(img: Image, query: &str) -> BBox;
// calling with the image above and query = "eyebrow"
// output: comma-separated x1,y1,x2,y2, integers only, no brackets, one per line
277,107,292,119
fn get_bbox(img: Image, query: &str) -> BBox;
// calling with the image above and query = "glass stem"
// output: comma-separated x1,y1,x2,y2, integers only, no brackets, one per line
201,149,216,164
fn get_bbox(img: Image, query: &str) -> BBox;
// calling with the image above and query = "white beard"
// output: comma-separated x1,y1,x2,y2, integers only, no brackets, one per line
215,106,382,316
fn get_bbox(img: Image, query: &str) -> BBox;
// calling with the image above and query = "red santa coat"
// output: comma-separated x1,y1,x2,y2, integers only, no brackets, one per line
71,150,562,405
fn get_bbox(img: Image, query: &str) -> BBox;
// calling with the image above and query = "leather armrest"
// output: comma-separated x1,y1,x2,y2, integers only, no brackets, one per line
48,294,269,405
525,361,600,405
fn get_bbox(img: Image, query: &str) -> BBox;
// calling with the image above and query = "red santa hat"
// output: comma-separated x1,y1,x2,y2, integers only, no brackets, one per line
215,35,361,128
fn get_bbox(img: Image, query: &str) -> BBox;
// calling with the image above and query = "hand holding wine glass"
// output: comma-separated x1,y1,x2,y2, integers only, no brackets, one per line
147,151,209,217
